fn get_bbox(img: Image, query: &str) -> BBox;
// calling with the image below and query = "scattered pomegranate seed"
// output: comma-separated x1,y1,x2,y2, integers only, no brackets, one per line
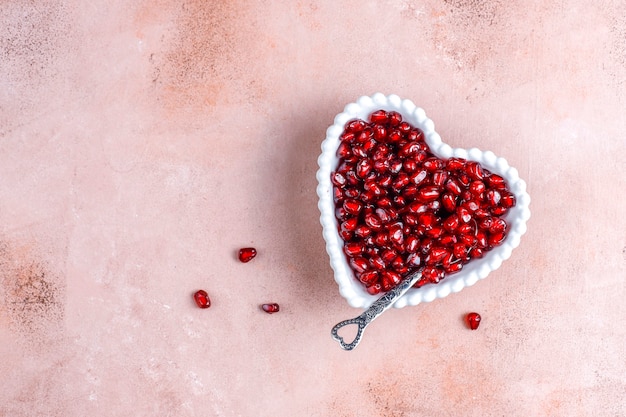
238,247,257,263
467,312,481,330
330,110,516,293
193,290,211,309
261,303,280,314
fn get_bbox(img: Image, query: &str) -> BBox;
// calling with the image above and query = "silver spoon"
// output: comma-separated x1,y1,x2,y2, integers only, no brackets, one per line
331,269,423,350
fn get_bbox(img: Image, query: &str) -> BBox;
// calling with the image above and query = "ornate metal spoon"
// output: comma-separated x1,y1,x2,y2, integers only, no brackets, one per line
331,269,423,350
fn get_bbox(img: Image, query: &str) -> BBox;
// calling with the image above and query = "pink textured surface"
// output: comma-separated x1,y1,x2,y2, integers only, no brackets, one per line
1,1,625,416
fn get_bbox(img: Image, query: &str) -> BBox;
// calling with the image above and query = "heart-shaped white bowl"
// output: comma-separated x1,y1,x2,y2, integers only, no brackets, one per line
316,93,531,309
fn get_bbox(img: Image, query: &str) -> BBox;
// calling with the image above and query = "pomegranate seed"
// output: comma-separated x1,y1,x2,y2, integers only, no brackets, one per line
346,119,366,133
370,109,388,123
193,290,211,309
488,231,506,246
344,242,364,257
388,111,402,126
453,243,467,259
403,159,418,173
350,257,369,273
432,170,448,186
356,159,372,178
457,207,472,223
238,247,257,263
439,234,457,246
417,185,440,202
466,161,484,180
487,174,506,189
404,235,420,253
366,283,382,295
469,180,486,195
441,193,457,212
343,199,363,215
359,270,379,285
407,252,422,267
489,218,507,234
262,303,280,314
446,157,465,171
340,218,358,233
410,169,429,186
500,192,516,208
467,312,481,330
444,261,463,274
486,189,501,206
354,224,372,238
381,270,402,291
443,215,460,232
445,178,462,195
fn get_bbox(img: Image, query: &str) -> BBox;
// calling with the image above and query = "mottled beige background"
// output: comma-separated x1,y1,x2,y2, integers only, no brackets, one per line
1,1,625,416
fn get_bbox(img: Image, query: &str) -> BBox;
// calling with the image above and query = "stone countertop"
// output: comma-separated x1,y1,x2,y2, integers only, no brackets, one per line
1,1,625,416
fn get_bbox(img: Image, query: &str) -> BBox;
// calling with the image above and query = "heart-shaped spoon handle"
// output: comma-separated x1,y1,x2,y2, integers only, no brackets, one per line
331,269,423,350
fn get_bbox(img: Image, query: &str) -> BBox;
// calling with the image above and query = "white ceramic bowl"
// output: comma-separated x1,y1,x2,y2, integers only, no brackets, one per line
316,93,531,309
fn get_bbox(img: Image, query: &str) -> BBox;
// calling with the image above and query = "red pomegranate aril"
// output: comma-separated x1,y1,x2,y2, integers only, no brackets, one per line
337,142,352,159
388,111,402,126
346,119,366,133
427,247,449,264
469,247,484,258
366,283,382,295
378,175,392,188
489,218,507,234
339,229,353,240
404,235,420,252
463,199,481,212
344,187,360,199
432,170,448,186
490,206,508,215
356,128,373,143
354,224,372,239
334,187,344,203
457,207,472,223
340,131,356,143
486,189,501,206
478,217,493,230
422,266,444,284
373,124,388,141
487,174,506,189
500,192,516,208
467,312,481,330
476,231,488,248
356,159,372,178
460,234,477,247
400,142,420,157
262,303,280,314
377,197,392,208
398,121,412,133
344,242,364,257
370,109,388,123
441,193,457,212
392,173,410,190
418,212,438,229
466,161,484,180
340,218,358,233
352,145,367,158
470,180,486,195
443,215,460,232
446,157,465,171
238,247,257,263
444,261,463,274
458,173,471,187
423,157,443,172
381,249,398,263
350,257,369,273
426,226,444,239
474,208,490,219
391,256,405,271
393,195,406,208
407,129,423,142
417,185,440,202
388,130,403,144
369,254,386,270
420,238,434,254
373,232,389,247
440,234,457,246
457,223,474,235
406,252,422,267
381,270,402,291
389,158,403,173
345,171,359,186
364,245,378,256
364,213,383,230
359,270,379,285
402,159,418,173
374,208,390,223
445,178,462,195
331,172,347,187
388,227,405,247
453,243,468,260
403,185,419,199
343,199,363,216
410,169,429,186
193,290,211,309
488,231,506,246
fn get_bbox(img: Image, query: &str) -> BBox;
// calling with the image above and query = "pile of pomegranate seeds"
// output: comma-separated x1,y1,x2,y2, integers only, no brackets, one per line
331,110,516,294
467,312,481,330
193,290,211,309
261,303,280,314
238,247,257,263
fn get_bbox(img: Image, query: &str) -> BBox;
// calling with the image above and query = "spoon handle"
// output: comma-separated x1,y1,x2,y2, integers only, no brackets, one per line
330,269,423,351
